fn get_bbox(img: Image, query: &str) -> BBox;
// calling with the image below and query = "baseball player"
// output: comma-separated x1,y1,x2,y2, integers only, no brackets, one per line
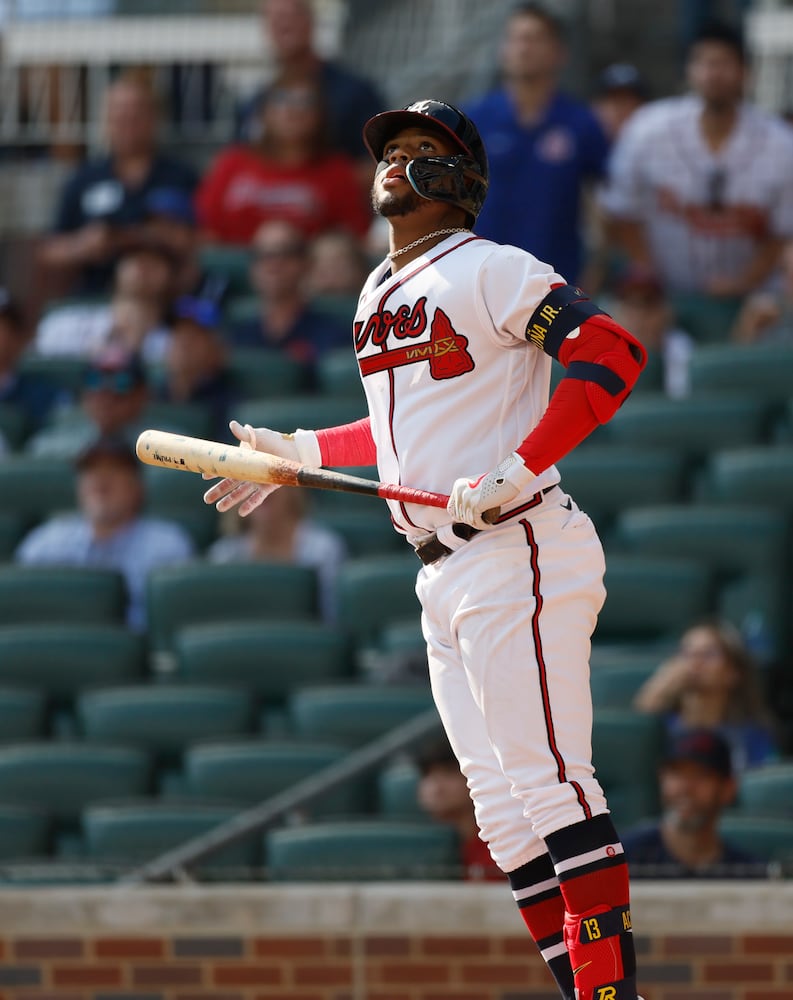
204,100,646,1000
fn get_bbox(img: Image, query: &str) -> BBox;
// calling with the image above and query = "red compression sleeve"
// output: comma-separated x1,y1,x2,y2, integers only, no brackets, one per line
316,417,377,467
517,318,646,475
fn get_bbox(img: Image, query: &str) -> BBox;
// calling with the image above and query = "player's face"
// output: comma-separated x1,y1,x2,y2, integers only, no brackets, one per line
660,761,735,833
371,126,456,218
687,41,746,108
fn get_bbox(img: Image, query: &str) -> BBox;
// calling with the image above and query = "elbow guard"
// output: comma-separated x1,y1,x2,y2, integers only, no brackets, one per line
570,328,646,423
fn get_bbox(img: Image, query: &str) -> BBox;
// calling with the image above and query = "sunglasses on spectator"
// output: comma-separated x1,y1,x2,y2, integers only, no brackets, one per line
83,370,139,393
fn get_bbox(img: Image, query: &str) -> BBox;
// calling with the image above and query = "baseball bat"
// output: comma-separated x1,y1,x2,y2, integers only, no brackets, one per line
136,428,465,513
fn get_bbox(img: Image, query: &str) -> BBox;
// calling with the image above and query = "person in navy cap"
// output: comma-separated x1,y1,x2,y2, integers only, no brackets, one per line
621,728,767,878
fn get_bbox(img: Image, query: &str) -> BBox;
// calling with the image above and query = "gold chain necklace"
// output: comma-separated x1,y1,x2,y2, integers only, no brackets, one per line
388,227,470,260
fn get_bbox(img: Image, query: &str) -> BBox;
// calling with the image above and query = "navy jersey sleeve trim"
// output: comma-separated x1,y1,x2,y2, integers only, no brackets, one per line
525,286,608,360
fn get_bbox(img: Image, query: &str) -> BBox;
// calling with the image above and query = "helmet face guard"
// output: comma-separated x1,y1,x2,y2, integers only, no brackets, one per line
363,99,489,226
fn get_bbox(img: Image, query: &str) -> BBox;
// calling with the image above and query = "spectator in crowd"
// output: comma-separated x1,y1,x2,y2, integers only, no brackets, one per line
235,0,385,180
155,296,234,440
601,22,793,340
621,728,766,878
35,242,178,364
196,76,372,247
207,470,346,622
633,619,779,773
414,735,504,882
227,220,351,377
26,344,150,459
463,2,610,286
608,267,694,397
15,434,194,630
0,288,64,437
306,227,370,323
731,239,793,344
39,71,197,297
591,63,650,143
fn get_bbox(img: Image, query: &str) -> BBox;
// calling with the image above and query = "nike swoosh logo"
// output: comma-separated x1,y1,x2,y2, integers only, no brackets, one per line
573,961,592,976
562,498,573,510
467,473,487,489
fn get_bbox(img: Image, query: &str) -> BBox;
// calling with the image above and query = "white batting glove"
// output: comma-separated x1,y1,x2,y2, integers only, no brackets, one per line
203,419,320,516
447,452,536,529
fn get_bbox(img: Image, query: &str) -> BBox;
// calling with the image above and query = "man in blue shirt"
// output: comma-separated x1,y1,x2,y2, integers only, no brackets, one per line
621,728,766,878
464,2,609,285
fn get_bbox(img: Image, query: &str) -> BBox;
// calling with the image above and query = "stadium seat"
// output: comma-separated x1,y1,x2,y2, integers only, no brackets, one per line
288,683,436,748
0,513,27,560
265,819,460,880
377,762,424,820
316,348,366,398
336,554,421,648
700,447,793,509
688,343,793,402
222,294,259,327
606,393,773,458
0,805,50,860
736,763,793,819
0,688,47,741
556,448,687,533
0,403,29,451
0,624,145,699
0,567,127,626
81,801,259,874
0,455,76,524
235,395,365,435
173,621,354,703
595,555,714,643
589,664,657,710
313,508,404,556
224,348,307,399
141,464,219,550
592,710,665,831
669,290,743,344
0,744,150,823
717,815,793,865
198,244,252,297
140,401,213,439
16,354,87,394
184,740,368,816
76,685,254,757
146,562,319,659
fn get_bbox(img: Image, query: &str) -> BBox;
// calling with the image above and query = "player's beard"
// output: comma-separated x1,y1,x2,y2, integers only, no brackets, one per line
372,185,424,218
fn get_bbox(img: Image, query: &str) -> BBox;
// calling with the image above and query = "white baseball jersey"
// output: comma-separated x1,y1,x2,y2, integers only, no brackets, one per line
601,96,793,291
353,233,565,542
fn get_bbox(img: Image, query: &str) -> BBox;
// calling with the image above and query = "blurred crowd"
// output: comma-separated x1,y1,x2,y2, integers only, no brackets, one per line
0,0,791,878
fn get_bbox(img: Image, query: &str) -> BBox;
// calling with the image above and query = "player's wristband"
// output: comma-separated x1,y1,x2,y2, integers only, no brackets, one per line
293,428,322,467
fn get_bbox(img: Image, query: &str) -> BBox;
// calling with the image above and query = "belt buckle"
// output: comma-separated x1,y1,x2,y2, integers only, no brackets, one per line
414,533,453,565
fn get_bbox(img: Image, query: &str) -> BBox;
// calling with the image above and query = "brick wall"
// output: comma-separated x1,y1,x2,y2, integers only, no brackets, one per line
0,883,790,1000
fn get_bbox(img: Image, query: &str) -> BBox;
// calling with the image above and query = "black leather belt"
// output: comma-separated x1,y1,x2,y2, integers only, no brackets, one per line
414,486,557,565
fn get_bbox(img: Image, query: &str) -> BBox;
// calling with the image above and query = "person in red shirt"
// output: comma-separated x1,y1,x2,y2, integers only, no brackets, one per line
196,77,372,246
415,736,505,882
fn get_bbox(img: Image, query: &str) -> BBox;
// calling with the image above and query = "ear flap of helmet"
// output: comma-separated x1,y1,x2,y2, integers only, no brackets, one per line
406,155,488,228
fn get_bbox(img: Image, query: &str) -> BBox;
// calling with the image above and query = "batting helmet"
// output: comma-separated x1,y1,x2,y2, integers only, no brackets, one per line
363,99,489,227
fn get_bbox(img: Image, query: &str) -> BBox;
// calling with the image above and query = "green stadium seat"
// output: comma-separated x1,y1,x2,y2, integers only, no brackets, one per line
700,447,793,509
184,740,368,816
0,567,127,626
16,354,88,394
595,555,714,644
235,395,366,435
0,624,145,699
607,393,773,458
717,815,793,865
313,508,404,557
589,664,657,710
0,860,112,886
173,621,354,702
288,683,436,748
0,455,76,523
316,348,365,398
224,348,308,399
377,762,424,820
146,562,319,659
688,343,793,402
336,554,421,648
140,401,214,439
592,710,665,832
0,805,50,860
76,685,254,757
308,465,381,515
556,448,687,532
265,819,460,880
669,290,743,344
0,513,27,560
141,464,220,550
0,688,47,741
0,744,150,822
222,293,259,326
736,763,793,819
81,801,260,873
775,399,793,444
0,403,29,451
199,244,252,297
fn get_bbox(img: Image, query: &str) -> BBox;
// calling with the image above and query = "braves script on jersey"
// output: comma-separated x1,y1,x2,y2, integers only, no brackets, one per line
354,233,565,539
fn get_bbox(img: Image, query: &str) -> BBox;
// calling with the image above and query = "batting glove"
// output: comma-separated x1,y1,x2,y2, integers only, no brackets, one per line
447,452,536,529
203,419,320,516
